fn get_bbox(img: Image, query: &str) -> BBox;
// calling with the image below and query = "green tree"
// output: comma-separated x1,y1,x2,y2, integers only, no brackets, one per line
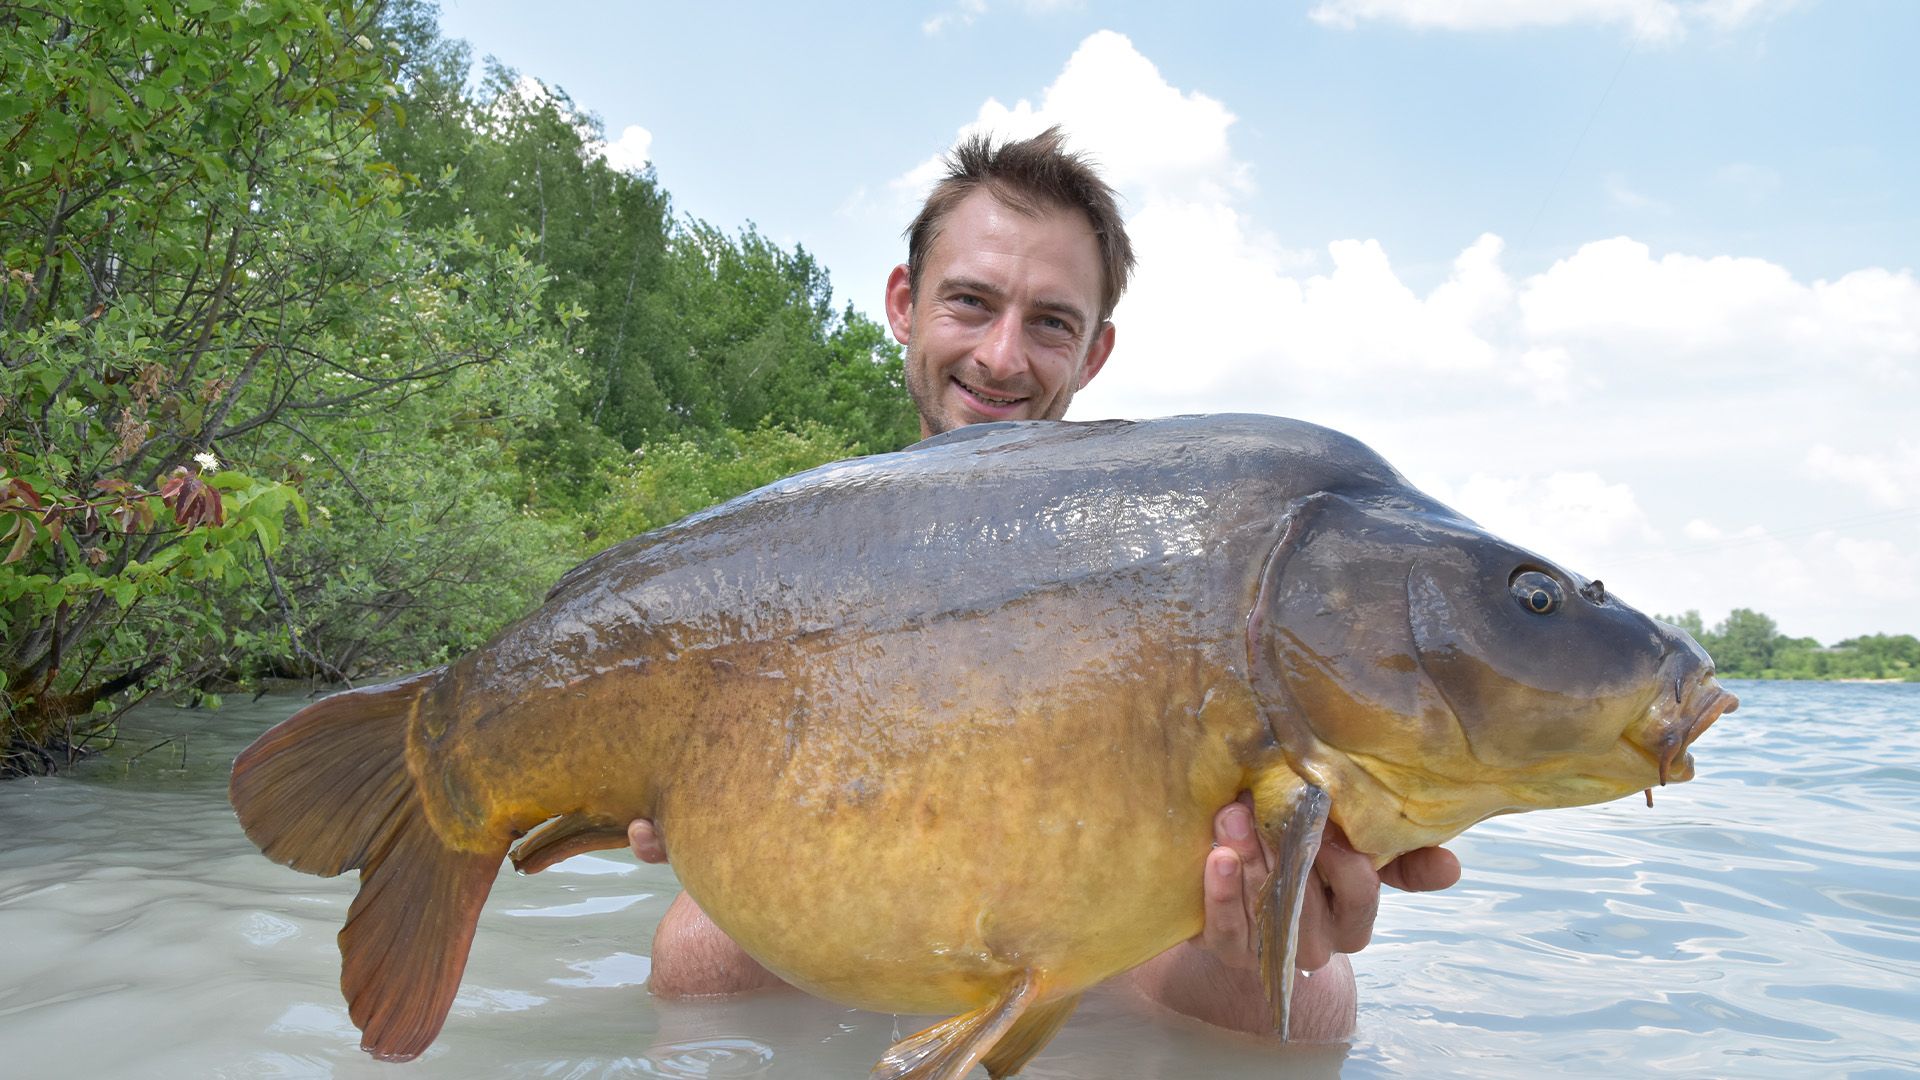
591,422,874,540
1659,610,1707,638
373,41,918,468
1708,609,1779,676
1,0,569,769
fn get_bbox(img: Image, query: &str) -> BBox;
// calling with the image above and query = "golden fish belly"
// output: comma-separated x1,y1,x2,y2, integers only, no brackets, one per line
648,613,1258,1014
662,734,1233,1014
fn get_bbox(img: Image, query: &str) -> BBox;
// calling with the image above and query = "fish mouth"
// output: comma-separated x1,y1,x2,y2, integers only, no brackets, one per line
1649,675,1739,786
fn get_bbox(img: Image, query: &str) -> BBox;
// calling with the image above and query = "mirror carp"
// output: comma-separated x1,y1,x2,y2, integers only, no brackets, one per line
229,414,1736,1078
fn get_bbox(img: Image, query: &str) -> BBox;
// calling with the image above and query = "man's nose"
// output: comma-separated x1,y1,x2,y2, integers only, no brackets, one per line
973,313,1025,381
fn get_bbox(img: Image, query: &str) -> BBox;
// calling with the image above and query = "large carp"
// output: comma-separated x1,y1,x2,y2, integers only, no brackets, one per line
229,414,1735,1078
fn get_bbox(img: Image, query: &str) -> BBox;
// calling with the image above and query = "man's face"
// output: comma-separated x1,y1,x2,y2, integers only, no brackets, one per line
888,189,1116,439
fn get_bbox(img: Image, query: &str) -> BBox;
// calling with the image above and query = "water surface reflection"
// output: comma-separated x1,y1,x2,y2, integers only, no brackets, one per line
1,682,1915,1077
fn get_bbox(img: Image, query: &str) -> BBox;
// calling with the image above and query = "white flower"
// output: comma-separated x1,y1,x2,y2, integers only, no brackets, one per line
193,451,219,472
316,505,331,520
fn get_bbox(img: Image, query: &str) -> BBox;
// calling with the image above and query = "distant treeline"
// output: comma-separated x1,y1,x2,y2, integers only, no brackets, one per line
1661,610,1920,682
2,1,918,774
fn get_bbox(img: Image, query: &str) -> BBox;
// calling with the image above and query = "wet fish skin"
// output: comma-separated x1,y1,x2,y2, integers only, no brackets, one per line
228,413,1734,1076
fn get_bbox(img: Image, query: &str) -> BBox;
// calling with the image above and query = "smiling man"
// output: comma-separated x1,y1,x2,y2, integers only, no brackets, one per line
889,138,1119,437
628,127,1459,1044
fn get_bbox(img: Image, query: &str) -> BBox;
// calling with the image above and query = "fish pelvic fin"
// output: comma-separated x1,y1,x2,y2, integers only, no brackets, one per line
509,812,632,875
228,670,506,1061
981,991,1080,1079
1250,772,1332,1041
870,971,1045,1080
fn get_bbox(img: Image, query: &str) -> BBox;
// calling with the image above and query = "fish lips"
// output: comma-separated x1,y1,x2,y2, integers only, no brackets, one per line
1650,678,1739,786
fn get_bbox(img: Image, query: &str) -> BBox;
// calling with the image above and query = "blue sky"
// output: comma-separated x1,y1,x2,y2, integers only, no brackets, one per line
436,0,1918,644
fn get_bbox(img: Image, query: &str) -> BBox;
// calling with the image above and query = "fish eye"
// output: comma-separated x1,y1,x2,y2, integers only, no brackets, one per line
1510,570,1563,615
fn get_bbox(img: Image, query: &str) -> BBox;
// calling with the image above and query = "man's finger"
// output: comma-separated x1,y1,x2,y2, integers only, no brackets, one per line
1311,833,1379,955
1199,846,1254,963
1214,801,1264,870
1294,866,1334,972
628,818,668,863
1378,845,1461,893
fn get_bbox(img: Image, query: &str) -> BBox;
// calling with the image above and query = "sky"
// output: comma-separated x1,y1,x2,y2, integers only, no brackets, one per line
434,0,1918,645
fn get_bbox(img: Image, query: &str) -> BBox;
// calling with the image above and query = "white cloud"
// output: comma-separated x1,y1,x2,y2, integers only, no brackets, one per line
1830,536,1920,606
1605,173,1671,213
598,125,653,173
1802,444,1920,508
1433,470,1661,573
1517,239,1920,382
923,0,987,36
895,29,1916,642
892,30,1243,206
1306,0,1799,40
923,0,1085,34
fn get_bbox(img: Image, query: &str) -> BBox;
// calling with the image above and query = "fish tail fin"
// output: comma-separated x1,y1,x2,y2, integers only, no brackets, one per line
229,670,505,1061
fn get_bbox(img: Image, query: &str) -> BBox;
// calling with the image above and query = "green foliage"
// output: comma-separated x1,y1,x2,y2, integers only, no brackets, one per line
3,2,919,773
373,45,920,471
1663,609,1920,681
1,0,570,765
1710,608,1779,673
591,422,872,541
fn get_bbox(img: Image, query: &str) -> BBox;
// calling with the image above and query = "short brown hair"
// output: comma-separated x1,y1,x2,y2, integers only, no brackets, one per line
904,126,1135,324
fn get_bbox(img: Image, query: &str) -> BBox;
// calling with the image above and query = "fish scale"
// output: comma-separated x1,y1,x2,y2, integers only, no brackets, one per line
229,413,1734,1077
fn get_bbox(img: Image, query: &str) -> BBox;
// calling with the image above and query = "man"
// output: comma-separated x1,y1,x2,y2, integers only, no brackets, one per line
627,127,1460,1042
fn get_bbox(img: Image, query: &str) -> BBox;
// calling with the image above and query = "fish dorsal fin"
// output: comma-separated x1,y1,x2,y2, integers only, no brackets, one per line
871,971,1044,1080
980,991,1081,1079
1250,770,1332,1040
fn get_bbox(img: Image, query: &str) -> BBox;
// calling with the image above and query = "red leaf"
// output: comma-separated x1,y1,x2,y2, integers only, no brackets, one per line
4,515,36,564
6,478,41,510
157,468,188,503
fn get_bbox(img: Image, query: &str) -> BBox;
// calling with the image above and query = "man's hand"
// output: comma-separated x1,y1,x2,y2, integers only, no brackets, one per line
1201,796,1461,973
629,818,668,864
1126,796,1460,1039
629,817,787,997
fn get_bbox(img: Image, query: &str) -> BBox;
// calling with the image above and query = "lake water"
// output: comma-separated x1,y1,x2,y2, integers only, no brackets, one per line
1,680,1916,1078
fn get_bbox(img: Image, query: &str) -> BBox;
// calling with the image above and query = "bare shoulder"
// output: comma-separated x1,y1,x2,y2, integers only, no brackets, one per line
648,893,788,998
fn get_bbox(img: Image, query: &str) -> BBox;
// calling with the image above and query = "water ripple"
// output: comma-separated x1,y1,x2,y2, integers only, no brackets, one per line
0,682,1915,1078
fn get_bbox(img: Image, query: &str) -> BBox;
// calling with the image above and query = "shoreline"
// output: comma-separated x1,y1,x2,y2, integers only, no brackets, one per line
1724,675,1916,684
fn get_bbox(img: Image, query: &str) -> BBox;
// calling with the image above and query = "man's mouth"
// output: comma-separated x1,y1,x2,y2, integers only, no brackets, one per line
953,377,1027,409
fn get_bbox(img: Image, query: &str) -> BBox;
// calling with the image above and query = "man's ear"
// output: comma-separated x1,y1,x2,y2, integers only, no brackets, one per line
884,264,914,346
1076,320,1116,390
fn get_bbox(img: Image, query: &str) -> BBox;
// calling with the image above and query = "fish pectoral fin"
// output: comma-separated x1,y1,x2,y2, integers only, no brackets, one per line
980,991,1080,1079
871,971,1045,1080
1251,771,1332,1041
508,812,630,875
